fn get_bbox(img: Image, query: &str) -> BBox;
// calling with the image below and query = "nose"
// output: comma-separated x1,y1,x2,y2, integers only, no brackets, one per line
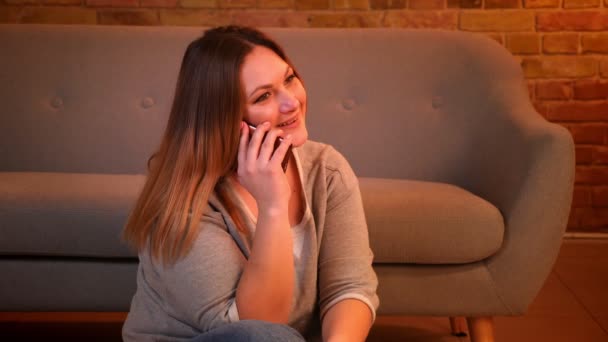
278,90,299,113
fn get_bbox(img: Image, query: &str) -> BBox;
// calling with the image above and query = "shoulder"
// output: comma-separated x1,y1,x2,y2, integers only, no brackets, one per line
175,200,234,262
298,140,359,195
298,140,353,174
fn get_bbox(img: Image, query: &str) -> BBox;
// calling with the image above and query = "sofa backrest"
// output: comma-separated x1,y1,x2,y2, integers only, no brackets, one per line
0,25,532,183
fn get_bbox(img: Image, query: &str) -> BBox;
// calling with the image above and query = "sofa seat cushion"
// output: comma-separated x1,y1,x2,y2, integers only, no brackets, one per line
1,173,503,264
360,178,504,264
0,172,144,258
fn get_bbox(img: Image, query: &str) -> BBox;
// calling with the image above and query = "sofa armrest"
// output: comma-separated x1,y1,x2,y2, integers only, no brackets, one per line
467,104,575,314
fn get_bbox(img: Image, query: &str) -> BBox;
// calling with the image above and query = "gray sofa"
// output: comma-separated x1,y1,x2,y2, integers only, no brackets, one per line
0,24,574,340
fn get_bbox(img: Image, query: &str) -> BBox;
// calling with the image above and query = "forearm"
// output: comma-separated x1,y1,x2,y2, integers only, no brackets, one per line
236,206,295,323
322,299,373,342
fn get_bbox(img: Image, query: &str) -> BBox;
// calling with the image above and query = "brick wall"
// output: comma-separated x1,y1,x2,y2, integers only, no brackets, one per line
1,0,607,233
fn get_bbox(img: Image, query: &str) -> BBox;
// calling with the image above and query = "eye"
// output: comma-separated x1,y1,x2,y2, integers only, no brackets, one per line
254,92,270,104
285,73,297,84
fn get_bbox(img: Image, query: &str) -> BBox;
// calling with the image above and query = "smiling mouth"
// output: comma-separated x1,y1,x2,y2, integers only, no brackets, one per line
277,117,298,128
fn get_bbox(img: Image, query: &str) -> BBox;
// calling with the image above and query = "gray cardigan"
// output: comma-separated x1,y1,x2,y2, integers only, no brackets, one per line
122,141,379,341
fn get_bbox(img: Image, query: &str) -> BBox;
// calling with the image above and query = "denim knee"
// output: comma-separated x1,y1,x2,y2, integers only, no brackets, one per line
190,320,306,342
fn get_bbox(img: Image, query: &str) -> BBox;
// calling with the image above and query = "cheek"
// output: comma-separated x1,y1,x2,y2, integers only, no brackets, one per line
244,106,271,124
296,85,307,109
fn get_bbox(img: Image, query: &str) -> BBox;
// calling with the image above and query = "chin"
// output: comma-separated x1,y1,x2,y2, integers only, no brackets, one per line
292,130,308,147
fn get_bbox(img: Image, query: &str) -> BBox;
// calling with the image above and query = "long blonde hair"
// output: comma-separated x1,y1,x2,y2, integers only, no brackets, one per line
122,26,298,265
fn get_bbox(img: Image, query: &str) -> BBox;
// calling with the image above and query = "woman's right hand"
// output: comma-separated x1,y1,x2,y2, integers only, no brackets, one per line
234,121,296,322
236,121,293,213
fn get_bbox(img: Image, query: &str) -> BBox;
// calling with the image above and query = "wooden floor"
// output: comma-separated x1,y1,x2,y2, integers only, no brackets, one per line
1,239,607,341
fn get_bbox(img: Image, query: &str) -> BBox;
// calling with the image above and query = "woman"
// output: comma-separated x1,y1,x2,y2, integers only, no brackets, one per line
122,26,379,342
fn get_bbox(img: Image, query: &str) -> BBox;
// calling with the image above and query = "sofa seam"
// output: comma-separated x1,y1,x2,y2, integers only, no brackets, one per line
482,259,514,315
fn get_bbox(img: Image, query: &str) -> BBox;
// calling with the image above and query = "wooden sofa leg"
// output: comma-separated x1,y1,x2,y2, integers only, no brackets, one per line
466,316,495,342
449,316,468,337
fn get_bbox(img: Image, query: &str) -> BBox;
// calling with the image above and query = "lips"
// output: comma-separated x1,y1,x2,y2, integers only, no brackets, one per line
277,116,298,128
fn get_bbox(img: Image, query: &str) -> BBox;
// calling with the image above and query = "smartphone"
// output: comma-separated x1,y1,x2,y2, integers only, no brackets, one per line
247,123,291,172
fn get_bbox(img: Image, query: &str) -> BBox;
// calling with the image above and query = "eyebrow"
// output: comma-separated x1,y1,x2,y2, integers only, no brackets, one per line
248,65,292,99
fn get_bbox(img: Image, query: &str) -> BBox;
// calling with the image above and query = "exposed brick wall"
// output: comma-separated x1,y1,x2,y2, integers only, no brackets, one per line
1,0,607,232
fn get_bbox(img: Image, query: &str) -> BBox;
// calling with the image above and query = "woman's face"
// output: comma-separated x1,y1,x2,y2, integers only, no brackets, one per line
240,45,308,147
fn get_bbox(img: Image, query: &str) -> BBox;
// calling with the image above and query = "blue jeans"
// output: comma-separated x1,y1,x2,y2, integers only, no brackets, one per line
189,320,306,342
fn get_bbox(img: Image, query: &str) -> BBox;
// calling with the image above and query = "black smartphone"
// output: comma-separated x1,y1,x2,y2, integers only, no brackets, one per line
247,123,291,172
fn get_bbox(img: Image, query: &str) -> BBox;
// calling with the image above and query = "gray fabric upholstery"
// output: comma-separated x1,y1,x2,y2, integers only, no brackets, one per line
0,172,142,258
0,259,136,311
0,173,503,263
0,24,574,316
360,178,503,264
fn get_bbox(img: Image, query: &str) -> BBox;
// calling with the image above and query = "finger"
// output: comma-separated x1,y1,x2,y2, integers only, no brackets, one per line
269,134,293,169
258,128,284,162
247,121,270,163
237,122,249,169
